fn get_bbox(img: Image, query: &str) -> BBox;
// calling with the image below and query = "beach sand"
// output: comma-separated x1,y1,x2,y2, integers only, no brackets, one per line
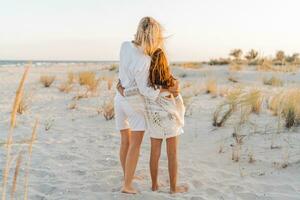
0,63,300,200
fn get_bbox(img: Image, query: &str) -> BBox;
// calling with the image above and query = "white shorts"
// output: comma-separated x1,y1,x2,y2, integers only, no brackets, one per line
114,94,146,131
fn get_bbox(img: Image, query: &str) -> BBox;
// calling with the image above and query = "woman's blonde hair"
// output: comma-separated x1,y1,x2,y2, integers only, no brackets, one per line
134,16,164,56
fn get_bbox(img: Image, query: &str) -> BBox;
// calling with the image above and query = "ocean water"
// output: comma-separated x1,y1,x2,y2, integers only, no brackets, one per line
0,60,118,67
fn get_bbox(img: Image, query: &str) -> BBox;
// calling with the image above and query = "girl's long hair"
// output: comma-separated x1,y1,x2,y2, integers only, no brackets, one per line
134,16,164,56
148,49,175,89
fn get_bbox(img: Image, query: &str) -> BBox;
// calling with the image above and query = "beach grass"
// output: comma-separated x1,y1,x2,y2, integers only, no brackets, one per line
40,75,55,87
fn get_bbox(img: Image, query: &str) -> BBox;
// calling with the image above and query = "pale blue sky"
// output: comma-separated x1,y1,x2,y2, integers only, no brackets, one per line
0,0,299,61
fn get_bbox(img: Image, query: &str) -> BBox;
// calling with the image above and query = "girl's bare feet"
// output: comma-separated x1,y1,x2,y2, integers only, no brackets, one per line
152,184,159,191
121,186,138,194
170,185,188,194
152,181,166,191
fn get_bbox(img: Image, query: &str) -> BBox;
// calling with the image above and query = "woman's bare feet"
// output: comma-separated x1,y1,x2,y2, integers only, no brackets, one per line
170,185,188,194
121,186,138,194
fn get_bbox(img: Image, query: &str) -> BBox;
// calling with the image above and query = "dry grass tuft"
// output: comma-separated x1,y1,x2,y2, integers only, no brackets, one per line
213,87,263,126
281,90,300,128
213,88,241,127
229,63,244,71
17,93,31,114
103,77,114,90
98,101,115,120
263,76,283,86
79,71,100,92
231,132,246,162
245,89,263,114
109,64,118,71
68,101,77,110
257,58,298,72
40,75,55,87
59,82,73,93
68,71,76,84
268,92,284,116
205,79,218,97
180,62,202,69
257,58,273,71
228,75,238,83
268,89,300,128
248,150,255,163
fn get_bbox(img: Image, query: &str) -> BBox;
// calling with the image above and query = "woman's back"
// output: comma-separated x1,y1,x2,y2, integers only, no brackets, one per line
118,41,159,100
119,41,148,87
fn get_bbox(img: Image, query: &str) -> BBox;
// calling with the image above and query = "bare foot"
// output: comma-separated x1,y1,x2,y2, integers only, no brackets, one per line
170,185,188,194
121,186,138,194
152,184,159,191
152,181,166,191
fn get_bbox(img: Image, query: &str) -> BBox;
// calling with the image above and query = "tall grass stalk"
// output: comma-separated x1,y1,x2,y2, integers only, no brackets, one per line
2,66,30,200
10,153,23,200
24,118,39,200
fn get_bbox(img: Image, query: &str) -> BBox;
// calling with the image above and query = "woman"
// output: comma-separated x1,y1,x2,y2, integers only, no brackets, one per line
117,18,187,193
114,16,175,194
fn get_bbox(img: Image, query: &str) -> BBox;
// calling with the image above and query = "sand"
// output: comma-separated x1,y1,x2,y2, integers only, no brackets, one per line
0,63,300,200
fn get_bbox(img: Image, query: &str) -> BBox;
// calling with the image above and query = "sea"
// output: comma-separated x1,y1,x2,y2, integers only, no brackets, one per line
0,60,118,67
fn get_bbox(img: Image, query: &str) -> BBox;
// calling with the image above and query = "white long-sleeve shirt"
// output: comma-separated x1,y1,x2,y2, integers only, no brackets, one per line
118,41,159,100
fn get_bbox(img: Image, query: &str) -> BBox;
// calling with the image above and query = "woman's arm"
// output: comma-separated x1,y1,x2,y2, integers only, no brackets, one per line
116,79,125,96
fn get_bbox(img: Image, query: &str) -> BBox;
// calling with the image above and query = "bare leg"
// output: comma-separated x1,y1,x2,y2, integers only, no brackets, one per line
150,138,163,191
121,131,144,194
119,129,131,177
166,136,188,194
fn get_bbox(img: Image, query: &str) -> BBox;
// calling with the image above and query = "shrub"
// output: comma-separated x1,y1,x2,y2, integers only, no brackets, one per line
229,63,244,71
281,90,300,128
59,82,73,93
67,72,76,84
263,76,283,86
213,87,262,126
208,58,230,65
40,75,55,87
245,89,263,114
98,101,115,120
213,88,241,126
257,58,273,71
206,79,217,97
79,71,100,92
109,64,118,71
228,76,238,83
268,89,300,128
176,62,202,69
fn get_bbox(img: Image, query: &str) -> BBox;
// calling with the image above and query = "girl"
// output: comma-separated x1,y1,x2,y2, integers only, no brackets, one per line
117,48,187,193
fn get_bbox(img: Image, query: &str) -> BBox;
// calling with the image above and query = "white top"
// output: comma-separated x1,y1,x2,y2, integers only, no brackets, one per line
118,41,160,100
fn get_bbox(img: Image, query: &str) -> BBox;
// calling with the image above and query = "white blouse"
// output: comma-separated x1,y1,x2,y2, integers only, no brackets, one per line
118,41,160,100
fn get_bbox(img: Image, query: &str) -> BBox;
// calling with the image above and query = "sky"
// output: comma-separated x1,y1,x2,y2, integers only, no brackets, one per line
0,0,300,61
